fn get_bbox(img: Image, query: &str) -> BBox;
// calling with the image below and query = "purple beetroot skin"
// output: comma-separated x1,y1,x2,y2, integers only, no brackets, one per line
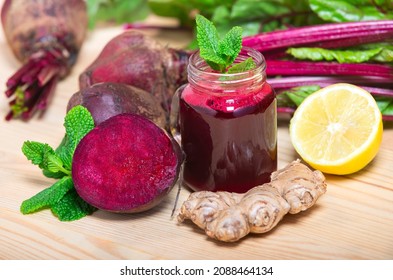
67,82,167,128
79,30,189,112
72,113,183,213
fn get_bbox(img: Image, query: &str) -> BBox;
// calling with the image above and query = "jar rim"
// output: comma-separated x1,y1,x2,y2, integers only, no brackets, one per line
188,46,266,80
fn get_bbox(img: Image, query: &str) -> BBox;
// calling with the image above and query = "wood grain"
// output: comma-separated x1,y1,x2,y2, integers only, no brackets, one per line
1,15,392,260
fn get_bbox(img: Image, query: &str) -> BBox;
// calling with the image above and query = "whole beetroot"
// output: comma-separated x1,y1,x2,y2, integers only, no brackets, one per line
67,82,167,128
79,30,189,112
2,0,88,120
72,113,183,213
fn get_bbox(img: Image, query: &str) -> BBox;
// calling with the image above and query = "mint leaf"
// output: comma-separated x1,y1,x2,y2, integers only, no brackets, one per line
51,189,96,221
22,141,70,176
227,57,257,74
196,14,227,71
55,135,73,171
46,153,66,174
218,26,243,64
64,105,95,151
20,176,74,214
42,137,72,179
63,105,95,161
22,141,50,166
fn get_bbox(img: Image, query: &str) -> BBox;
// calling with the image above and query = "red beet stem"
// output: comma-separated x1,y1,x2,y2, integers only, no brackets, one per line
277,105,393,121
277,107,296,114
266,60,393,79
242,20,393,52
23,83,40,101
268,76,393,97
275,83,393,98
277,101,393,121
275,83,393,122
36,76,59,110
356,86,393,98
307,34,393,49
4,52,65,121
16,85,42,120
383,115,393,121
21,65,42,84
5,59,36,91
37,65,59,86
5,111,13,121
268,76,393,87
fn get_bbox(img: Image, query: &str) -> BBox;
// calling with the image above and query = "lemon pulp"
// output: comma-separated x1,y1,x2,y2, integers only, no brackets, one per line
289,83,383,175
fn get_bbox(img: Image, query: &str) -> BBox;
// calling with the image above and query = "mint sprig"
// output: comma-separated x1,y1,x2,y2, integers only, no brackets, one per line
196,14,256,73
20,105,96,221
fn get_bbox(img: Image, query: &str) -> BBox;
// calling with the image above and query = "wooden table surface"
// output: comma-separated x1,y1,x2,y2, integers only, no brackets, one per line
1,16,393,260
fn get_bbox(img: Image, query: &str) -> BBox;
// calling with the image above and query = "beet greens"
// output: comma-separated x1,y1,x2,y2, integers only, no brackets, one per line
241,20,393,121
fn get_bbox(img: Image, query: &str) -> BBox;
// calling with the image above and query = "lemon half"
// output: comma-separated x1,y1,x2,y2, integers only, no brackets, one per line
289,83,383,175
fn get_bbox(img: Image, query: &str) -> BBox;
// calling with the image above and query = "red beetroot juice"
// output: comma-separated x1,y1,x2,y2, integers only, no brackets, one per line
175,47,277,193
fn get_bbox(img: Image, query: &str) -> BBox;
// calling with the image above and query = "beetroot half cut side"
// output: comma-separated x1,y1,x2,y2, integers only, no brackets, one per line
72,113,182,213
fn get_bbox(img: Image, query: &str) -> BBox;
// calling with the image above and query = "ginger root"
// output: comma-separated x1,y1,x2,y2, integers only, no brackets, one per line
177,160,327,242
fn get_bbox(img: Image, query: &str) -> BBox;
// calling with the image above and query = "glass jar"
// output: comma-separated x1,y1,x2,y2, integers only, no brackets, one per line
172,47,277,193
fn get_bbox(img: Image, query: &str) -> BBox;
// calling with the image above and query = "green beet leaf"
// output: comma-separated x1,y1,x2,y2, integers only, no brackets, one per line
287,47,384,63
87,0,149,29
309,0,393,22
359,43,393,63
376,97,393,116
281,85,322,106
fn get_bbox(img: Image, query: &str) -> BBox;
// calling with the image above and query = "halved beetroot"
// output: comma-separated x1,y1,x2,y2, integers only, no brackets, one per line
72,113,183,213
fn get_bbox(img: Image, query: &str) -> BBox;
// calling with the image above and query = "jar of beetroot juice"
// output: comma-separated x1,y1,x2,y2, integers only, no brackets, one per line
173,47,277,193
